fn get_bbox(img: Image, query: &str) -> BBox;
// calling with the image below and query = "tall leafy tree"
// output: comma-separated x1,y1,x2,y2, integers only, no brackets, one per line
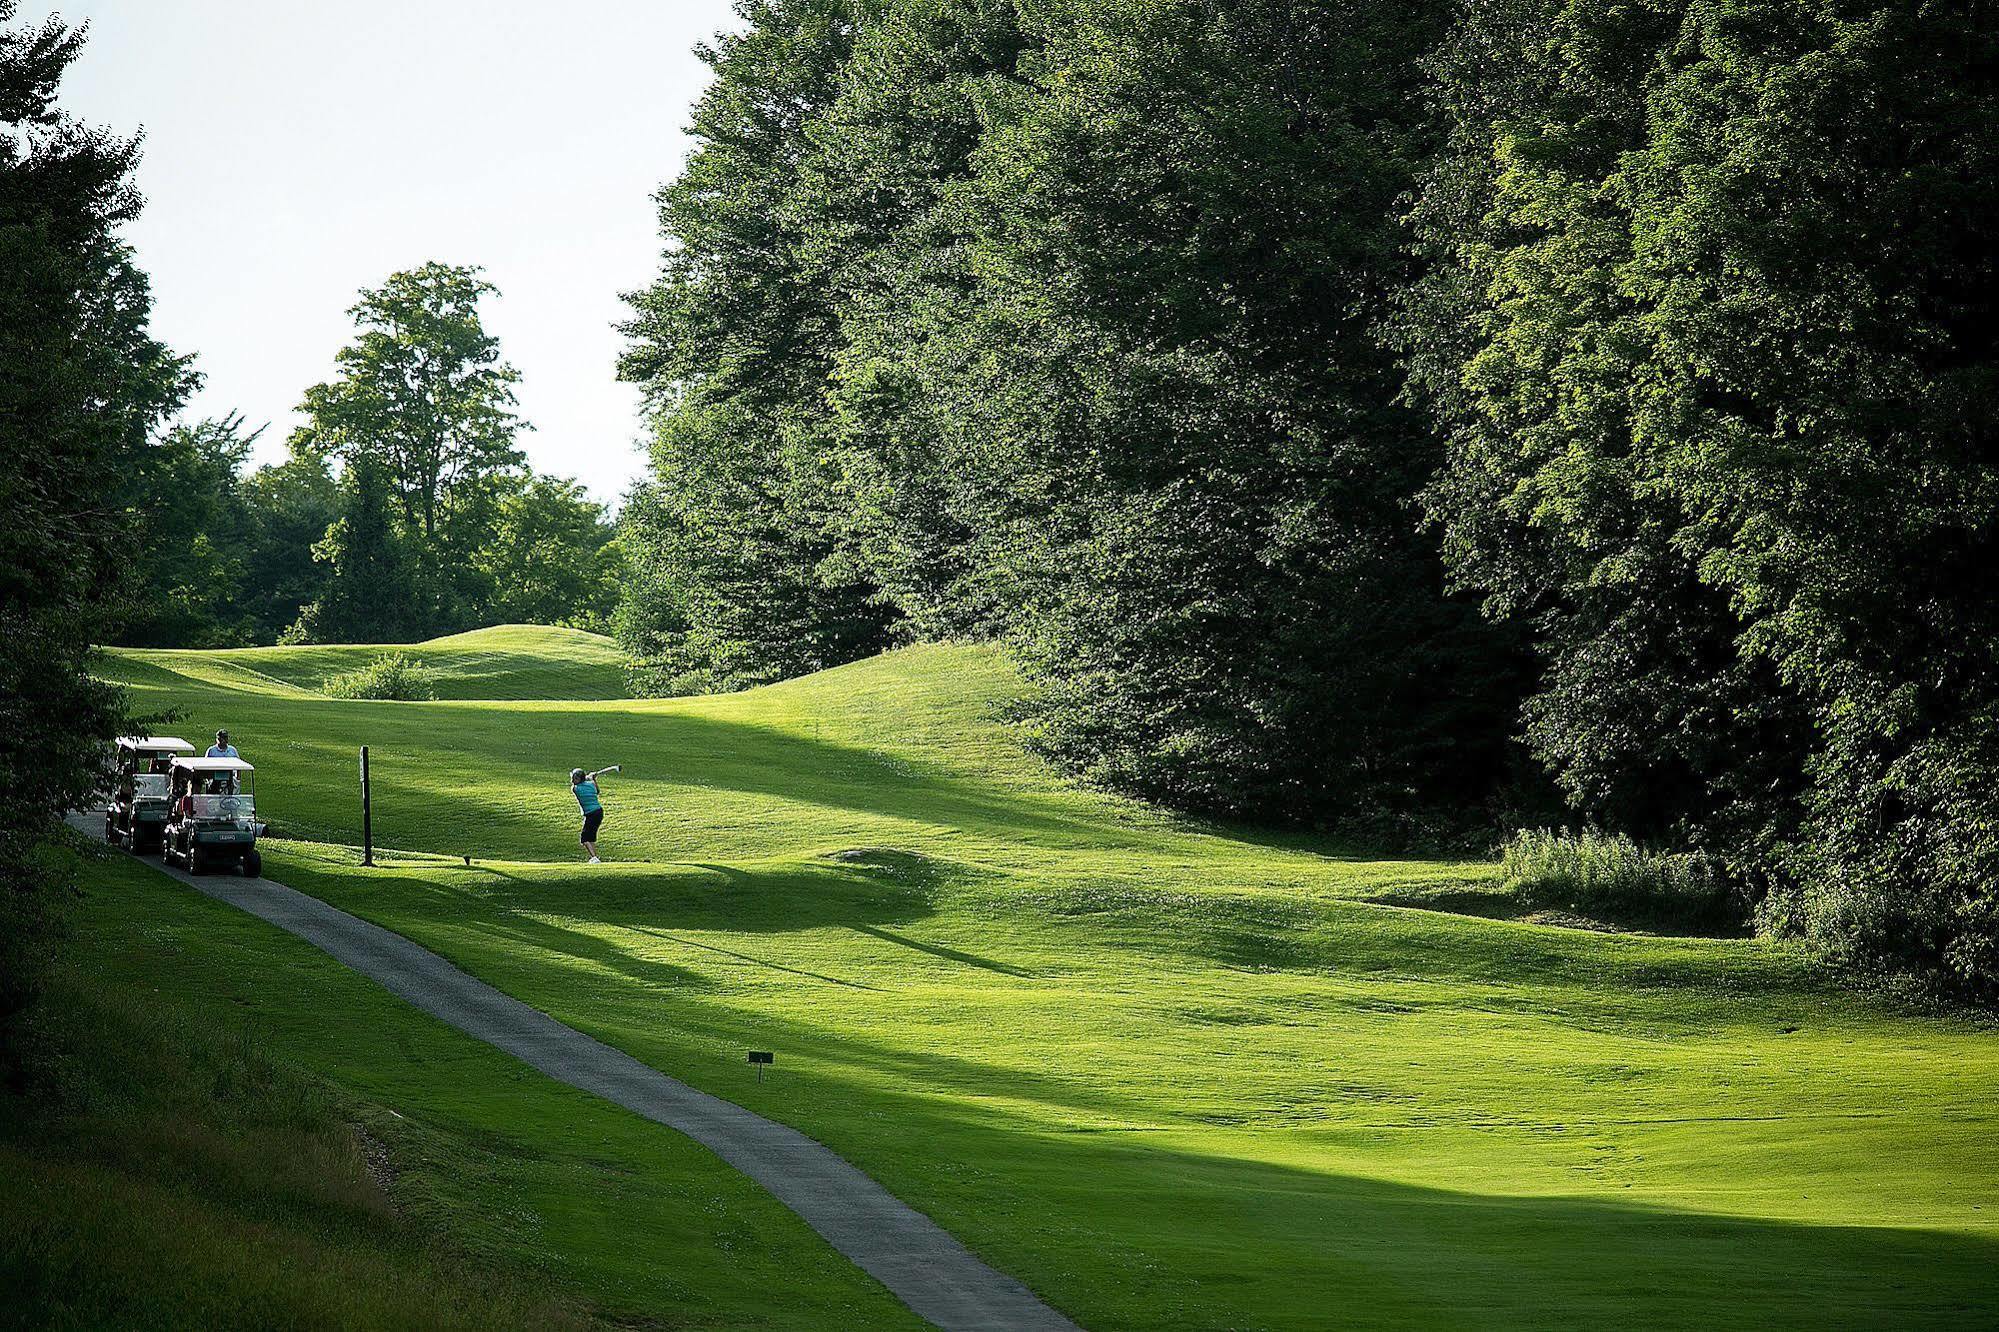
623,0,1529,834
0,2,190,1021
1404,0,1999,989
619,0,897,688
298,261,526,632
239,439,340,641
115,415,259,648
848,0,1526,833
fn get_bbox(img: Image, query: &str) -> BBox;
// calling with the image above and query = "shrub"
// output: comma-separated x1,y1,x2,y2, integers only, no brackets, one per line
1500,829,1739,933
322,653,437,702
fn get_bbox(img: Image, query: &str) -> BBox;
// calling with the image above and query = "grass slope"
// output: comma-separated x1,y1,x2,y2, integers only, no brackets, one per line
2,845,918,1329
114,624,630,702
90,637,1999,1329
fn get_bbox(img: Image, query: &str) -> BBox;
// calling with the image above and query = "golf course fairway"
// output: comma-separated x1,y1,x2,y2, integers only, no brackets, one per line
87,625,1999,1328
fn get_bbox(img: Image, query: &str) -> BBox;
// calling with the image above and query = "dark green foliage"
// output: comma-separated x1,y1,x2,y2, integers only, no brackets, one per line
932,0,1526,834
620,0,1531,836
0,3,189,1026
476,476,624,633
617,0,898,689
114,415,258,648
287,459,424,645
238,442,340,640
1403,0,1999,991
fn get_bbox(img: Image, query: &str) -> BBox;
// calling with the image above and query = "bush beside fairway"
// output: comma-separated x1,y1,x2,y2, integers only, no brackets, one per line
1,845,921,1329
85,627,1999,1328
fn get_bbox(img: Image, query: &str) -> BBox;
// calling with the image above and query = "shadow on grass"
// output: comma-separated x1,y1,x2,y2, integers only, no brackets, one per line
1372,883,1753,940
848,925,1038,978
274,851,952,941
147,680,1473,869
848,1087,1999,1330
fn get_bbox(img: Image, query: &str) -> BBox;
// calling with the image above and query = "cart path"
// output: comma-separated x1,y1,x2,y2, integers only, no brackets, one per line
71,812,1080,1332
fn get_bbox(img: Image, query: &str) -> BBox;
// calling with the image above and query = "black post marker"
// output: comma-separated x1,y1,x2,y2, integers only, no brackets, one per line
748,1050,773,1083
360,745,374,867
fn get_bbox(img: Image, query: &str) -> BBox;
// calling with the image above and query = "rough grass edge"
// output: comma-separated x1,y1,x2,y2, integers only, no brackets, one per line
1500,828,1746,934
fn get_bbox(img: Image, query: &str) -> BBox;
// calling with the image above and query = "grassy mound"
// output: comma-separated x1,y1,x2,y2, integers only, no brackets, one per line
111,624,630,702
76,636,1999,1328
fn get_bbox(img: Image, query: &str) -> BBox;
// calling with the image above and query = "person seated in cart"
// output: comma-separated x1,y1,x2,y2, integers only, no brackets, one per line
162,755,262,876
107,736,195,851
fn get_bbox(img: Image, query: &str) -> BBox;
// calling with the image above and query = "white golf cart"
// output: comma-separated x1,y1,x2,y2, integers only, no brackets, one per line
106,735,195,852
162,755,263,876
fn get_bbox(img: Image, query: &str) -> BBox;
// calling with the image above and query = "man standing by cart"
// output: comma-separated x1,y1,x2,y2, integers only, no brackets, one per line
206,729,238,759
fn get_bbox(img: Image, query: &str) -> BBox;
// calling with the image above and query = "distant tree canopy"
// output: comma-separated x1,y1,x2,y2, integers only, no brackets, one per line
293,262,530,637
89,260,622,652
622,0,1999,992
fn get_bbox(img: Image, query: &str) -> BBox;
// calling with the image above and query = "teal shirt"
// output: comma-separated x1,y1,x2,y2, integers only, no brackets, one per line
573,780,601,813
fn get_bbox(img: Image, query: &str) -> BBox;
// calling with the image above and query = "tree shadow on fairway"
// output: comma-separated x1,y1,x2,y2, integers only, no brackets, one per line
307,701,1377,866
847,924,1039,979
277,850,960,946
726,1073,1999,1331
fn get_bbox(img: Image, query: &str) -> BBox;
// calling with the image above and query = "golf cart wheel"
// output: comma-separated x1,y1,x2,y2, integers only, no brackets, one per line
242,849,262,878
187,846,206,876
104,813,116,843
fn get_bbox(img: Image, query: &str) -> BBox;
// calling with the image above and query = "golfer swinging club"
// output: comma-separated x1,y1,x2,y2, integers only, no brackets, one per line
571,765,619,863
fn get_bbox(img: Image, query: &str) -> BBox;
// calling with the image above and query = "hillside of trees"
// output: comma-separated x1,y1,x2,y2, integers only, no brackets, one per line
5,0,1993,1001
616,0,1997,996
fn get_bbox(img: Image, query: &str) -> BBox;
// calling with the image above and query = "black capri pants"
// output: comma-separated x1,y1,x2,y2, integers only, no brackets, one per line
580,809,604,843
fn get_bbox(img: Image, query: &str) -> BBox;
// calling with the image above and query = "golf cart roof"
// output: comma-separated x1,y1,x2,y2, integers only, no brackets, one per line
171,756,254,773
118,736,195,754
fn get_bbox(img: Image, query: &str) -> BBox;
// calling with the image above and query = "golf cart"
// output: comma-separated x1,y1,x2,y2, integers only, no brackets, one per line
106,735,195,852
162,756,263,876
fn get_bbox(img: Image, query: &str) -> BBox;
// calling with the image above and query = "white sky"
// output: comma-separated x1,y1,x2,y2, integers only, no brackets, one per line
20,1,740,505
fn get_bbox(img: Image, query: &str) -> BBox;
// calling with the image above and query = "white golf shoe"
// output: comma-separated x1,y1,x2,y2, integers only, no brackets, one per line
588,856,602,864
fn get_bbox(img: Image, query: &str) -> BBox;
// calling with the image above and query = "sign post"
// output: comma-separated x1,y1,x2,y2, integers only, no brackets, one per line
359,745,374,867
747,1050,773,1083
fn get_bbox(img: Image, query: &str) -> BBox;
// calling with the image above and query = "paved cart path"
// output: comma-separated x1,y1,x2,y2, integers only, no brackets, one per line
71,813,1080,1332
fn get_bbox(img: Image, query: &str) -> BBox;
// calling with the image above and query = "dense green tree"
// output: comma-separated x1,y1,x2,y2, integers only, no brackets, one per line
476,476,623,632
287,458,423,644
930,0,1529,833
238,440,340,640
114,415,258,648
1404,0,1999,989
622,0,1527,834
1,3,190,1022
619,0,897,688
298,261,526,633
803,0,1032,637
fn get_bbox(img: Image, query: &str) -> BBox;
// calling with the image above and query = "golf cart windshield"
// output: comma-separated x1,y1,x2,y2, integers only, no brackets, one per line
171,758,255,823
135,772,169,800
189,791,255,821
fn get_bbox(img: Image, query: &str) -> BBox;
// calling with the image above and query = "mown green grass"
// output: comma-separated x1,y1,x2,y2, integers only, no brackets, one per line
91,625,1999,1328
115,623,630,702
2,845,919,1329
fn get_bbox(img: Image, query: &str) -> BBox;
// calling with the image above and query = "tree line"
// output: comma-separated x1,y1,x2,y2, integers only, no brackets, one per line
121,261,624,648
615,0,1997,995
